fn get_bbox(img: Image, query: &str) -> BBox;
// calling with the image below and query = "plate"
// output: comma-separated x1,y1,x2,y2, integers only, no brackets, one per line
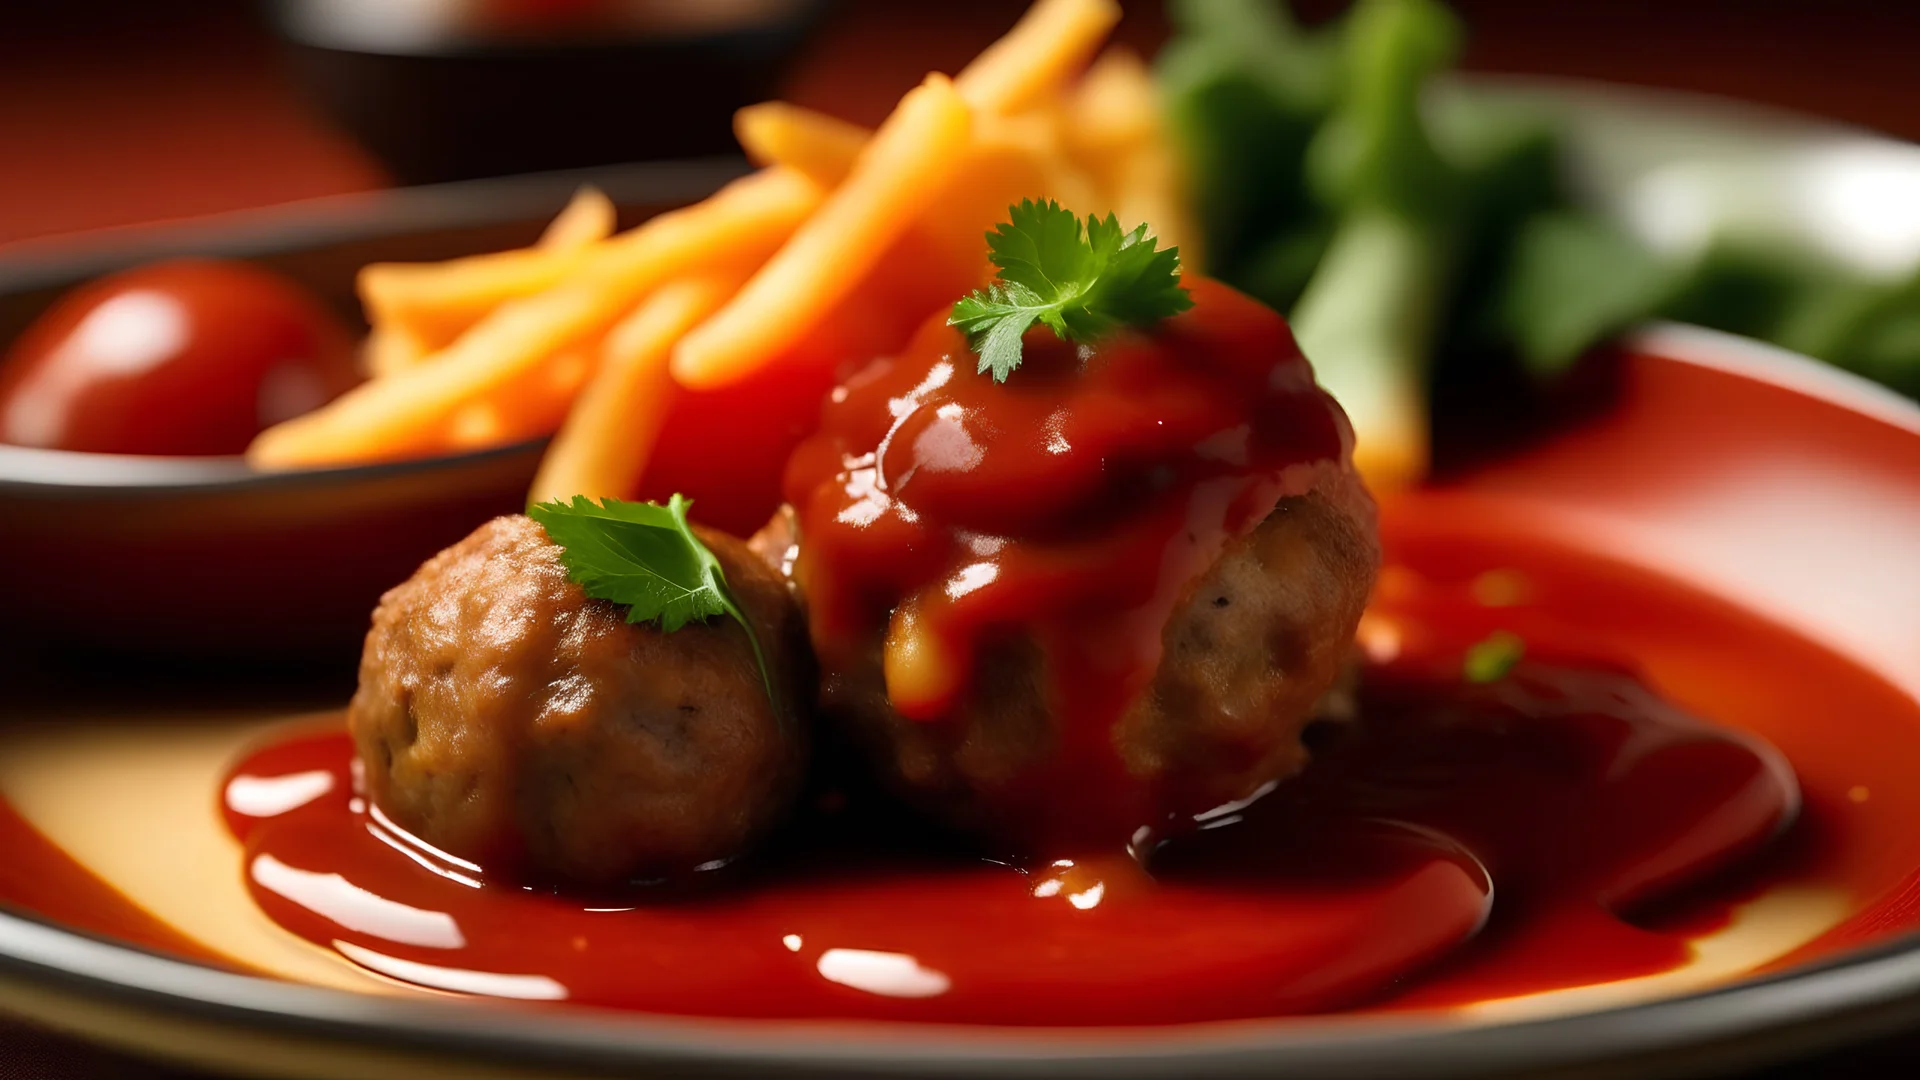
5,82,1920,1077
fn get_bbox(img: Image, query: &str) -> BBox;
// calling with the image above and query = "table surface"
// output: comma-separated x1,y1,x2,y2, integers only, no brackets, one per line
7,0,1920,1075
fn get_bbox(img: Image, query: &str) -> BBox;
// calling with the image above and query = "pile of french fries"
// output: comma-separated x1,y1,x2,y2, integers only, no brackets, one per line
247,0,1194,525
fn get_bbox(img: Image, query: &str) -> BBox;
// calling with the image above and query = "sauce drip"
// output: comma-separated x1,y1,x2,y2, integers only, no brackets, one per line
782,280,1354,847
221,605,1798,1024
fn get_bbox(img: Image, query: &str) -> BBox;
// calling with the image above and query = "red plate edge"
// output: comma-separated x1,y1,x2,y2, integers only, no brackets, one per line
1415,320,1920,705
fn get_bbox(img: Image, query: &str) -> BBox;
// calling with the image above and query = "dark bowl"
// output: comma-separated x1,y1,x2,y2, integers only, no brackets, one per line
266,0,829,184
0,158,749,661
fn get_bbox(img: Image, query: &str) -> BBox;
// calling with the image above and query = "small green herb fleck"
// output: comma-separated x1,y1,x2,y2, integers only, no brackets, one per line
1463,630,1525,684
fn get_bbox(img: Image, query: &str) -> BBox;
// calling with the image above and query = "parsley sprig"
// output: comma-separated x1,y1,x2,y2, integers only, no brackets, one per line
948,199,1193,382
528,494,776,708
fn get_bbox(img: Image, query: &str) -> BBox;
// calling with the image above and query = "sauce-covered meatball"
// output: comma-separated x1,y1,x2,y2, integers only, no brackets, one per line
349,514,808,885
784,278,1378,855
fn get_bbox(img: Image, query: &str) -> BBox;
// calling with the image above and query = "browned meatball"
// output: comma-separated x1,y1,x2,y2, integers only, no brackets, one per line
804,478,1377,855
779,281,1381,855
349,514,809,886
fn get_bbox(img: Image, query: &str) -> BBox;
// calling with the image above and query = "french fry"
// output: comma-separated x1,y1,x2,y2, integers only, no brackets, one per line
1108,143,1200,263
734,105,1101,280
359,247,588,355
252,286,611,465
735,102,870,189
537,185,616,251
733,8,1129,204
671,75,973,391
573,167,816,295
953,0,1120,115
1059,48,1201,262
1066,48,1157,158
914,109,1099,279
530,274,741,504
357,187,619,356
261,0,1159,474
249,168,820,468
362,323,431,377
444,400,509,449
445,346,596,451
735,0,1124,182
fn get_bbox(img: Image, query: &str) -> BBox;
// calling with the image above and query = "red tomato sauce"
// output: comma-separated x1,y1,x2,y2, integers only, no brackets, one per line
783,279,1355,850
3,499,1918,1021
11,289,1920,1023
199,506,1920,1024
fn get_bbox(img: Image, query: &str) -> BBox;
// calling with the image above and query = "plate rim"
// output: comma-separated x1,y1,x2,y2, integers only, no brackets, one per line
4,860,1920,1079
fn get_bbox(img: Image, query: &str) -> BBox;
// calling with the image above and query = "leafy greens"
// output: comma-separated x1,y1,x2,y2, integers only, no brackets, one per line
528,494,776,706
949,198,1192,382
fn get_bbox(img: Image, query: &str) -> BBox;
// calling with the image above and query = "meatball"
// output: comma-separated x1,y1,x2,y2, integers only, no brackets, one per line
783,280,1379,854
348,514,809,886
815,480,1377,854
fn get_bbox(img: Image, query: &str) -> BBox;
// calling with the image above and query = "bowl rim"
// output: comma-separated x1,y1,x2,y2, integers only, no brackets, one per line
0,157,747,288
0,437,548,495
7,324,1920,1079
0,156,748,497
266,0,831,57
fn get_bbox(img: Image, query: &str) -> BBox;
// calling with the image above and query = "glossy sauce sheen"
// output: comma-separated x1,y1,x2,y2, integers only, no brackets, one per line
221,562,1802,1024
782,280,1351,847
12,335,1920,1021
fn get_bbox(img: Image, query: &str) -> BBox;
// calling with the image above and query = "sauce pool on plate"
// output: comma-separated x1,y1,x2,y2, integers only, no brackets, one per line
215,530,1811,1025
6,487,1920,1024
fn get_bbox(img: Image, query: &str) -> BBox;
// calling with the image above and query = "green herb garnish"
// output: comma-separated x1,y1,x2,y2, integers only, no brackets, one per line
1463,630,1525,684
948,198,1193,383
528,494,776,706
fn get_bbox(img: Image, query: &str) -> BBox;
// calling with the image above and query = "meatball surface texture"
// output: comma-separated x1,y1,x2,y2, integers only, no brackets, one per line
820,481,1377,852
782,280,1380,855
349,514,808,885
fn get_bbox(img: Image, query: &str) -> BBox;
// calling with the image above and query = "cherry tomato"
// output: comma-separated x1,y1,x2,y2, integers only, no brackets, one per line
0,259,360,456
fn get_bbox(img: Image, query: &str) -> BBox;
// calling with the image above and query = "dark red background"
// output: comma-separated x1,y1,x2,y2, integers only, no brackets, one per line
2,1,1917,249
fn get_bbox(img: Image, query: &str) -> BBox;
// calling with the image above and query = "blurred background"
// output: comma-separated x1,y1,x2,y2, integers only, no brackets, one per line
2,0,1916,249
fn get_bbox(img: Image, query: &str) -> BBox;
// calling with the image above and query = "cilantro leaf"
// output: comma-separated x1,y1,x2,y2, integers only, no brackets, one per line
528,494,777,708
1463,630,1525,684
949,198,1194,382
